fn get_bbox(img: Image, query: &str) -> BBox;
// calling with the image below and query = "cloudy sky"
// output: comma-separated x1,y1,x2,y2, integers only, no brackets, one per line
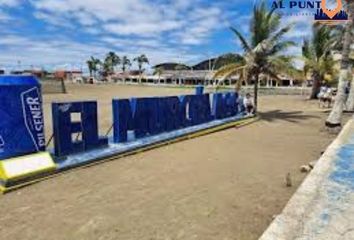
0,0,316,73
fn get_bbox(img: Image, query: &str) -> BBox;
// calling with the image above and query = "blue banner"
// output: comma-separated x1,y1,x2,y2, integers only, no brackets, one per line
0,76,46,160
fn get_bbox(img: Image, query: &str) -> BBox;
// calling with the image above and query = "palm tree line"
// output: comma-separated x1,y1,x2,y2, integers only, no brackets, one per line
85,1,352,127
86,53,149,80
214,1,352,127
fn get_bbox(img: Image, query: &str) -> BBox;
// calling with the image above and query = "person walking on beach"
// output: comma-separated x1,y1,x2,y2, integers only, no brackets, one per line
243,93,255,115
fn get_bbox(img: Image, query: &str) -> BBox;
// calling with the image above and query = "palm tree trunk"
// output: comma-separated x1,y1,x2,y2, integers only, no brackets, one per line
326,8,353,127
254,74,259,112
345,72,354,111
325,69,350,127
345,0,354,111
60,78,67,94
235,79,242,92
310,73,321,99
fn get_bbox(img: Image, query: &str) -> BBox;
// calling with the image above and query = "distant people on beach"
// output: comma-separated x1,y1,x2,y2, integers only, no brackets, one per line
243,93,255,115
318,85,335,108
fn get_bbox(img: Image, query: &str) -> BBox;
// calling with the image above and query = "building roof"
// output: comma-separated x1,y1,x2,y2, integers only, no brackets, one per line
153,53,244,72
54,70,83,74
192,53,243,70
153,63,190,71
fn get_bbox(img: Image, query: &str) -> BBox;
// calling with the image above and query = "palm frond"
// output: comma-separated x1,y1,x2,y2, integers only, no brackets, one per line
267,11,281,35
302,39,314,60
230,27,251,52
213,63,246,79
267,41,296,56
269,23,294,45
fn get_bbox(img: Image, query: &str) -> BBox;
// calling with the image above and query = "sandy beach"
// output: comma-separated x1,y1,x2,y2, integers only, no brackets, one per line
0,84,343,240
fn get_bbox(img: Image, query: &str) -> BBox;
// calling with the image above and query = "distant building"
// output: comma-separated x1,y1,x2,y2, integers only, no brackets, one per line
114,68,303,87
54,70,83,81
10,70,24,75
9,69,47,78
23,69,48,78
153,54,243,72
113,52,307,87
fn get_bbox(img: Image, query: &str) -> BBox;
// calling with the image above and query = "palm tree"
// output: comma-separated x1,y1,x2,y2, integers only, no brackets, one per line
86,59,95,77
86,56,101,78
121,56,131,83
214,1,295,110
104,52,120,76
109,52,120,71
302,24,336,99
134,54,149,83
121,56,131,73
326,1,354,127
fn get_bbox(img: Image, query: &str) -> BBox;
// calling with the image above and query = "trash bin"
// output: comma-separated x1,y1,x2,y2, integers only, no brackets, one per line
195,85,204,95
0,75,46,160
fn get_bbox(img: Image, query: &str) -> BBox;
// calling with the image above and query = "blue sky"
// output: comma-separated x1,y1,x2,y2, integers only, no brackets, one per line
0,0,316,73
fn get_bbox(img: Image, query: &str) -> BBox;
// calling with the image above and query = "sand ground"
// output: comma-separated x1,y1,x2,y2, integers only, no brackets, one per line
0,84,344,240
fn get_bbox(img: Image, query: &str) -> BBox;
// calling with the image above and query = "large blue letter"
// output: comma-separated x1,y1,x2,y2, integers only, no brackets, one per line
224,92,239,117
189,94,212,125
180,94,212,126
52,101,108,157
179,95,192,127
131,98,159,138
112,99,133,143
158,97,182,131
212,92,240,119
212,93,226,119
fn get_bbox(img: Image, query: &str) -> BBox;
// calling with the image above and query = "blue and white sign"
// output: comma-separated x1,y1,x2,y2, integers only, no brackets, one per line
21,87,46,151
0,135,4,154
0,76,46,160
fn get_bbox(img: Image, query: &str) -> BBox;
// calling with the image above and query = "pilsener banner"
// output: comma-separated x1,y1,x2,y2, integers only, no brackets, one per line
0,76,45,160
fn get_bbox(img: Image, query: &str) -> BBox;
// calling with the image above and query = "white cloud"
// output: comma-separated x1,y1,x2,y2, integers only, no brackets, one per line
0,0,256,71
0,33,204,73
100,36,163,49
282,15,313,39
30,0,223,40
34,11,74,28
104,20,183,37
172,7,223,45
0,0,20,7
0,0,222,72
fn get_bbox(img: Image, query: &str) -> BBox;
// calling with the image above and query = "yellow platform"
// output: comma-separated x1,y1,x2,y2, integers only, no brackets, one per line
0,152,57,193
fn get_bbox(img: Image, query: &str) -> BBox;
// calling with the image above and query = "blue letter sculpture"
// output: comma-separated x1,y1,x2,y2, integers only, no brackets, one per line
52,101,108,157
54,89,244,158
112,91,242,144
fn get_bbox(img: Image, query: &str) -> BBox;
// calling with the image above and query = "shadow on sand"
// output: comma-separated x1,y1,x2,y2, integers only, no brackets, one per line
258,110,319,123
